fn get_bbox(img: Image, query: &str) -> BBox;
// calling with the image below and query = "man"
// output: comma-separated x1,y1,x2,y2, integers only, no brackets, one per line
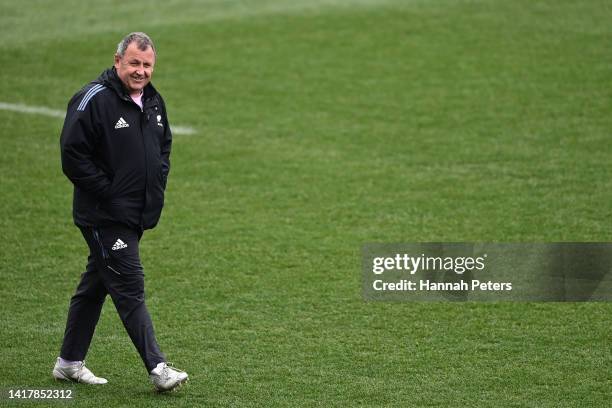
56,32,188,392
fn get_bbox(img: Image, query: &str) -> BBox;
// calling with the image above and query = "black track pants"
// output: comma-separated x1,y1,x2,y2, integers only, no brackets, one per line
59,224,165,372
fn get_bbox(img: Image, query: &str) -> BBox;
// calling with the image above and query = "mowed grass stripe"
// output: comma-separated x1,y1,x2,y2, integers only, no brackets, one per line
0,0,403,47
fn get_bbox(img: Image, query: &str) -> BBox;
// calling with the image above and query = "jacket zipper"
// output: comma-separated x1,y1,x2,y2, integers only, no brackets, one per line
124,94,149,228
140,103,148,228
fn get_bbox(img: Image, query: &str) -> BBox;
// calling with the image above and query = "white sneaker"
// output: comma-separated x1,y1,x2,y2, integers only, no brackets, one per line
52,358,108,384
149,362,188,392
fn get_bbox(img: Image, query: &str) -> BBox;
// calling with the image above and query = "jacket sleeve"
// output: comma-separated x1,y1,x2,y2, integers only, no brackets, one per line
60,97,112,198
160,97,172,189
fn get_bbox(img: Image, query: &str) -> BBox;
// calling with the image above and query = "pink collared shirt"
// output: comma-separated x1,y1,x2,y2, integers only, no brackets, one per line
131,91,143,110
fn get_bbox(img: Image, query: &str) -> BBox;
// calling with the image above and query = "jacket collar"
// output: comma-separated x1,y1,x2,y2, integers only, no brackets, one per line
95,67,158,103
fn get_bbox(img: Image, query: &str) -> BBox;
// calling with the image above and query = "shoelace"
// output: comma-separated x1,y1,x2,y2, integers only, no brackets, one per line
74,361,89,382
160,362,185,381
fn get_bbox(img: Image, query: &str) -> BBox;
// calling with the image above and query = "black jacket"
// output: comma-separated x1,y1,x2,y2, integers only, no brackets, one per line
60,67,172,230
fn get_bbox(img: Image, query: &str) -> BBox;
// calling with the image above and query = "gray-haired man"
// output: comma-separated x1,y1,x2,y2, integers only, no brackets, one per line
55,32,188,392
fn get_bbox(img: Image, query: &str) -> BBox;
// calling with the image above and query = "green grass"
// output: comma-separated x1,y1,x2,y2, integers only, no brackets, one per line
1,0,611,406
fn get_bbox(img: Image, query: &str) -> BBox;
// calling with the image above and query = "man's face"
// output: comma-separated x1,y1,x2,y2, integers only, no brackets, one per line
114,42,155,96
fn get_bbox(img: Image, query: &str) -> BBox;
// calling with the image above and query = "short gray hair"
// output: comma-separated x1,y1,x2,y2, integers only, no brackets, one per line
116,32,156,57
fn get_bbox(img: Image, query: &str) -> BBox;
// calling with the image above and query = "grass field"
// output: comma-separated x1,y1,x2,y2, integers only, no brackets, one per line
1,0,611,406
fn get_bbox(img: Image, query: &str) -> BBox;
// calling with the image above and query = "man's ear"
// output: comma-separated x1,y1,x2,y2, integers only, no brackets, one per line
114,54,121,68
